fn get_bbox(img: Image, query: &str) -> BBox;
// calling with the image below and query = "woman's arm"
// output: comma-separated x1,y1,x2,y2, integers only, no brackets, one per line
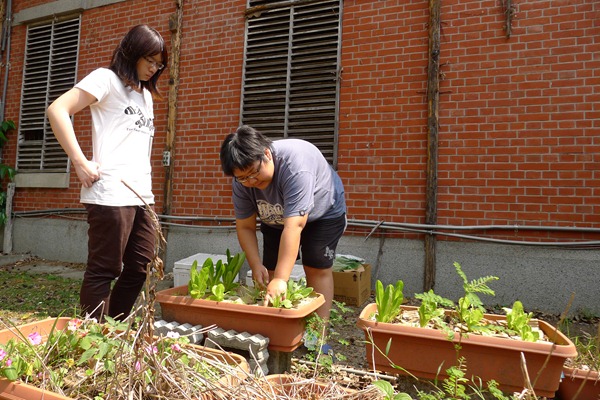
235,214,269,286
47,87,100,188
265,214,308,304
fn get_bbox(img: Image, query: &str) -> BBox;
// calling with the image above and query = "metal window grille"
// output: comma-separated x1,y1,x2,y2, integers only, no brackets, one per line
241,0,342,166
17,16,80,172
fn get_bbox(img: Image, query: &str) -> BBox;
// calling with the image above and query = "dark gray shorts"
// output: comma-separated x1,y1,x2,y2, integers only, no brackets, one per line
260,213,346,270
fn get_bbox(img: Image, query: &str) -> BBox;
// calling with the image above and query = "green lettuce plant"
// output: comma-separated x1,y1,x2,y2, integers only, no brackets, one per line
414,290,453,328
375,279,404,323
269,278,314,309
188,250,245,300
503,300,540,342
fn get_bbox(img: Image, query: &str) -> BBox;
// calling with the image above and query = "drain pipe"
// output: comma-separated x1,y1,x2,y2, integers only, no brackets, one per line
11,209,600,247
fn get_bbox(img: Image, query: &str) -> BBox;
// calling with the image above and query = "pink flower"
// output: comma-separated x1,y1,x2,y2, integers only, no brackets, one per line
5,359,11,367
0,349,6,361
171,344,181,352
68,319,83,331
135,360,141,372
28,332,42,346
145,345,158,355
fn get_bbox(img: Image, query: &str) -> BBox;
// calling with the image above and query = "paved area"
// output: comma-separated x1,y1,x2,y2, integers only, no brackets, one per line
0,253,174,290
0,253,86,280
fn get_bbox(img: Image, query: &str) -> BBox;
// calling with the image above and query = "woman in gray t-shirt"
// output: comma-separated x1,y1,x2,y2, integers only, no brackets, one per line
220,125,346,325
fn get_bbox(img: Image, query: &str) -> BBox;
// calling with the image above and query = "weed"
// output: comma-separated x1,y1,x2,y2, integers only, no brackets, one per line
0,271,81,321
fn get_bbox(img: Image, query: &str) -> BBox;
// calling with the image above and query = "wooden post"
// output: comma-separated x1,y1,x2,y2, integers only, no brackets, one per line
160,0,183,257
424,0,441,292
2,182,14,254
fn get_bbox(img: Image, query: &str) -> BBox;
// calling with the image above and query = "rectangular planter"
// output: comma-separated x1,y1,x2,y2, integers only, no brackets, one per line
357,303,577,398
0,317,249,400
156,285,324,352
0,318,72,400
557,367,600,399
262,374,357,396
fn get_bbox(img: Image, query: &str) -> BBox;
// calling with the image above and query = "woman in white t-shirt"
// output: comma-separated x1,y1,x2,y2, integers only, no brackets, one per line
47,25,168,321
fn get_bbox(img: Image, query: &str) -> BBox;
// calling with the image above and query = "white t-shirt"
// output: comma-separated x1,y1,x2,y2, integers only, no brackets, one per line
75,68,155,206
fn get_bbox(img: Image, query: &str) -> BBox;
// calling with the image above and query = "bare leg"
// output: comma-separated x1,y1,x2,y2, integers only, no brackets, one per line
303,265,334,323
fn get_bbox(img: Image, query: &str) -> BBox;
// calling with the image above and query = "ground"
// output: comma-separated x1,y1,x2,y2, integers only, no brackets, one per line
0,255,597,398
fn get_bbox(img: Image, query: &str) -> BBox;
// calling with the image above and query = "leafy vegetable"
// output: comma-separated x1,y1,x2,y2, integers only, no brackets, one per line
188,250,246,300
375,279,404,323
270,278,314,309
415,290,453,328
503,300,540,342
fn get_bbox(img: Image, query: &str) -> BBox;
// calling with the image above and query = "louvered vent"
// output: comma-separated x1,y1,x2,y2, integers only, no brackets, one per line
242,0,342,165
17,17,80,172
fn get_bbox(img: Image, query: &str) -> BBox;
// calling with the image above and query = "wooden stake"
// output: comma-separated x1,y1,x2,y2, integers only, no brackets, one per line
424,0,441,292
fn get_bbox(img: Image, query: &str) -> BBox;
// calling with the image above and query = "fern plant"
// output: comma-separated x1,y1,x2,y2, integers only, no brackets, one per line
454,261,499,333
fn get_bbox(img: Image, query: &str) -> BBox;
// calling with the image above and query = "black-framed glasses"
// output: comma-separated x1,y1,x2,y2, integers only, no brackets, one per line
235,159,263,183
143,56,164,71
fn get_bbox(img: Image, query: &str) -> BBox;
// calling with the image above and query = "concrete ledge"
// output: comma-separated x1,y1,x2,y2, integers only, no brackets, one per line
14,0,128,25
153,320,204,345
205,327,270,375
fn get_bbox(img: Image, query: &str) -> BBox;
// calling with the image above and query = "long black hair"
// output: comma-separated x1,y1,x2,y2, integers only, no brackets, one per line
109,25,168,98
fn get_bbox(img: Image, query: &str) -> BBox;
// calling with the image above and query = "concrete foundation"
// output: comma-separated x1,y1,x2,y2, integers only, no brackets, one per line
7,217,600,316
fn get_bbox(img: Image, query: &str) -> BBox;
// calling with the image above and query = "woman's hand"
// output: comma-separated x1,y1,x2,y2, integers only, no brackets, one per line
250,265,270,288
264,277,288,306
73,159,101,188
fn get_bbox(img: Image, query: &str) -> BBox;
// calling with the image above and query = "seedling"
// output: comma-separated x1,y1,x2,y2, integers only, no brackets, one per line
503,300,540,342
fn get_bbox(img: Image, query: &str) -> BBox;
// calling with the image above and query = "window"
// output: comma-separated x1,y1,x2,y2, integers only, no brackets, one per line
241,0,342,166
17,16,80,175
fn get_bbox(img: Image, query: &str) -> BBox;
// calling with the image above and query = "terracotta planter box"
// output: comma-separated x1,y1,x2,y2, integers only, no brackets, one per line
556,367,600,399
357,303,577,398
0,318,72,399
156,285,325,352
0,317,249,400
262,374,356,396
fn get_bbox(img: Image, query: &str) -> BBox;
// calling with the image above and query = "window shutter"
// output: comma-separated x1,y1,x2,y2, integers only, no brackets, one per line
17,17,80,172
242,0,342,166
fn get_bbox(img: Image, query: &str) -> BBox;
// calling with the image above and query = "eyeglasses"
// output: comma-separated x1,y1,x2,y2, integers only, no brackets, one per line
235,159,263,183
143,56,164,71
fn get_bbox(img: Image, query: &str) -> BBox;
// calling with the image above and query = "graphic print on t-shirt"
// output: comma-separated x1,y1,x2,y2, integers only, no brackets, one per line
257,200,284,225
124,105,154,134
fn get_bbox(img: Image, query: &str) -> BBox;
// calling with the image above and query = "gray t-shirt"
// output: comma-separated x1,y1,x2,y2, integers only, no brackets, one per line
232,139,346,228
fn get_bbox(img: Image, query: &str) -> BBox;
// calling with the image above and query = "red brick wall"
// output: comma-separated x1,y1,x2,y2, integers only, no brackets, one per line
3,0,599,242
